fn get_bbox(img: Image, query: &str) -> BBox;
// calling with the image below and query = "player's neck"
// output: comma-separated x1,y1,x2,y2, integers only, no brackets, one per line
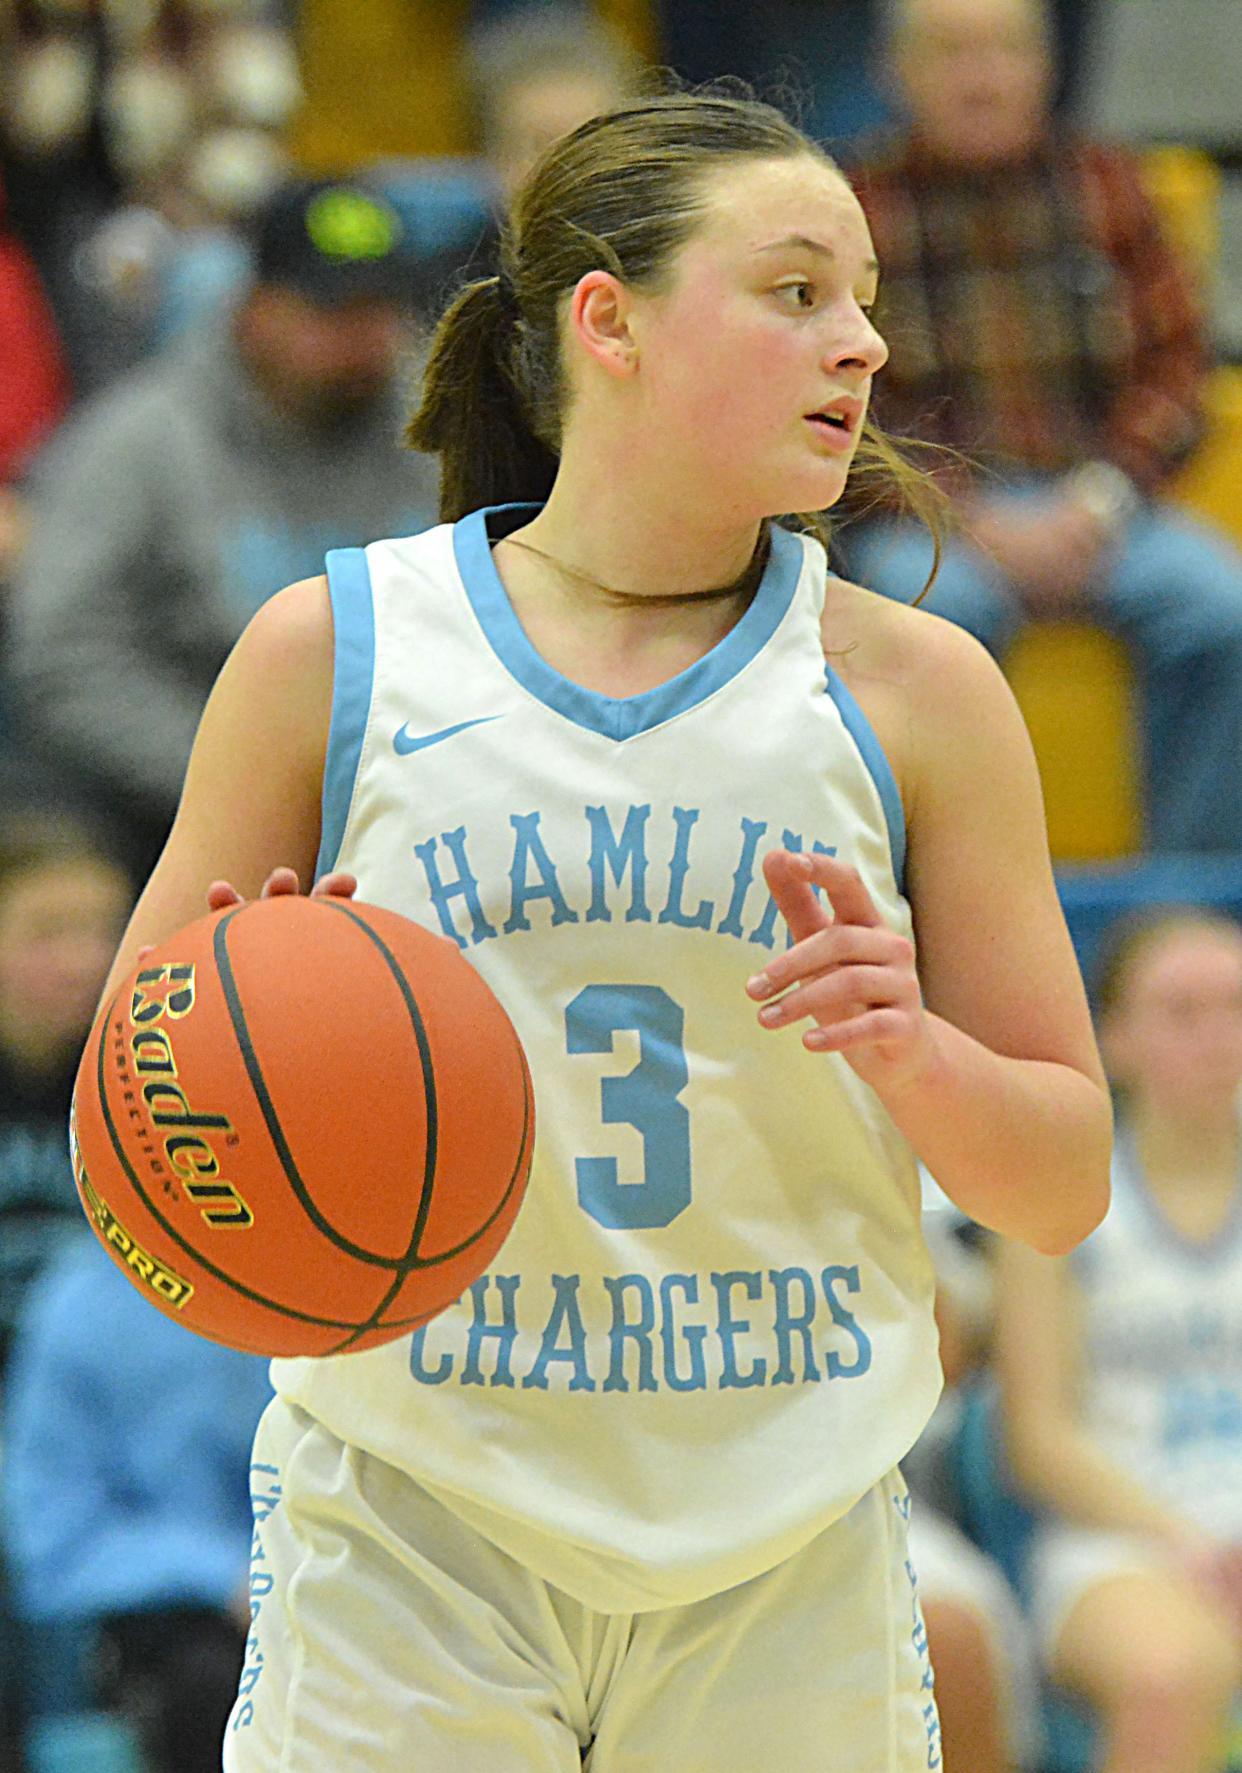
520,458,764,604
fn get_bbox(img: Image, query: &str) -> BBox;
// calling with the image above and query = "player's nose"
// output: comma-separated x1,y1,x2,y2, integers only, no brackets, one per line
823,306,888,378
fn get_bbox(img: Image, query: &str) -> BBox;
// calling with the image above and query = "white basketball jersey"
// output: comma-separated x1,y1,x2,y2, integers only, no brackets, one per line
1069,1125,1242,1542
272,505,941,1611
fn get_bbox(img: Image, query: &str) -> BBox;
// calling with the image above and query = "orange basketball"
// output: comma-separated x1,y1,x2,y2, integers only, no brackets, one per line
70,894,534,1357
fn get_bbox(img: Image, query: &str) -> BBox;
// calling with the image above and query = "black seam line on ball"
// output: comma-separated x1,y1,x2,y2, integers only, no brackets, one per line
403,1035,534,1268
311,898,441,1262
324,1297,444,1357
94,985,374,1330
214,902,439,1269
326,1032,536,1353
316,901,537,1269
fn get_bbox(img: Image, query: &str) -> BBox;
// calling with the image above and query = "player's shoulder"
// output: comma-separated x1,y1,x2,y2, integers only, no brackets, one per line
243,572,332,651
227,577,335,726
242,522,453,673
823,571,993,677
822,573,1022,779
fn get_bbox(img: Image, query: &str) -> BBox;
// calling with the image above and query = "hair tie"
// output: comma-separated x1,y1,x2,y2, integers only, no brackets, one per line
493,271,521,323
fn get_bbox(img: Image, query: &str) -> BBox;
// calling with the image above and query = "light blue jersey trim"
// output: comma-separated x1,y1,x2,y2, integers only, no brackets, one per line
316,547,376,879
452,504,804,741
823,664,907,891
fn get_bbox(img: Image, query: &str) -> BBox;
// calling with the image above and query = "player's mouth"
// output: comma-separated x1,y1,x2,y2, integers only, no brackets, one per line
805,396,864,454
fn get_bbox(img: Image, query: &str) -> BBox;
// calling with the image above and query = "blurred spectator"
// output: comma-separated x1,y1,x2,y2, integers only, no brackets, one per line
656,0,1093,139
844,0,1242,854
465,1,641,211
0,809,130,1375
0,806,130,1763
995,908,1242,1773
0,0,301,396
908,1188,1040,1771
374,0,633,306
0,161,68,608
369,5,640,322
4,1239,271,1773
0,164,66,483
8,176,440,884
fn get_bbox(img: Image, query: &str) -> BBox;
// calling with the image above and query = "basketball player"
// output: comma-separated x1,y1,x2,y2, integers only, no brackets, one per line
996,910,1242,1773
99,90,1111,1772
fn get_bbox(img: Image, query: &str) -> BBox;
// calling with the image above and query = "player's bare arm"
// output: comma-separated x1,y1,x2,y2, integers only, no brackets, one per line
100,576,343,1006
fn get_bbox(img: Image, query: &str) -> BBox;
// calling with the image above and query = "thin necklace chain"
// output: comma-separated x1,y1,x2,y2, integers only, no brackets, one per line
499,530,770,609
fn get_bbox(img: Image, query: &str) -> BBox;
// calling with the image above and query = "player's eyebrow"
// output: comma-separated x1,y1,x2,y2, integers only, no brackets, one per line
754,234,880,278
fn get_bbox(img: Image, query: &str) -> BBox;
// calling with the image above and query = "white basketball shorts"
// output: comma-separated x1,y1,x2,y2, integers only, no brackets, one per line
224,1396,942,1773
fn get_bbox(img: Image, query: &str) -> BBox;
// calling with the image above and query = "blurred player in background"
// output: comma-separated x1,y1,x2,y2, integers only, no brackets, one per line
998,909,1242,1773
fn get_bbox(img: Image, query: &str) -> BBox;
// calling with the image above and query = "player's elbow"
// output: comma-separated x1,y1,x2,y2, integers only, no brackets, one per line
1027,1142,1112,1258
1030,1212,1103,1260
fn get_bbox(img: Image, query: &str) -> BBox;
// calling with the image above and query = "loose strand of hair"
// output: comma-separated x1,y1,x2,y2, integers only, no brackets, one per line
794,424,959,601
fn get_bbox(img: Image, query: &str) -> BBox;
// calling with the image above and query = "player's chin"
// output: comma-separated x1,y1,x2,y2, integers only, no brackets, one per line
776,455,852,515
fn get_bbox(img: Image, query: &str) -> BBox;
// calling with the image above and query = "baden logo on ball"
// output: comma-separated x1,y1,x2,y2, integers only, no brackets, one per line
126,959,254,1228
71,894,535,1358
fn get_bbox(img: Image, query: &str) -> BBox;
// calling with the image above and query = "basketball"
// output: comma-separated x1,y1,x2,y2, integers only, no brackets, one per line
69,894,534,1358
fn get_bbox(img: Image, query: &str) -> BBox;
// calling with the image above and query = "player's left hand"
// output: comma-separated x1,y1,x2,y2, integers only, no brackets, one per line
745,849,934,1093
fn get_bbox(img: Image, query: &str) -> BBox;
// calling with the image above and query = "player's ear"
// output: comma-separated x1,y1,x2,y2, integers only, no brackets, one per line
569,271,638,380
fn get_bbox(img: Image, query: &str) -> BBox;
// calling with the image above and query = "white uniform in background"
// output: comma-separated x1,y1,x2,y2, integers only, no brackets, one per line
225,507,944,1773
912,1174,1041,1768
1026,1125,1242,1657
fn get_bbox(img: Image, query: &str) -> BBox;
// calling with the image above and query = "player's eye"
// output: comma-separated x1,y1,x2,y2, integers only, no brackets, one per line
775,279,816,310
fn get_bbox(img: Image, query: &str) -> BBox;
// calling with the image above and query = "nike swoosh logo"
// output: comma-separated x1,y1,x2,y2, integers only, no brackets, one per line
392,715,502,756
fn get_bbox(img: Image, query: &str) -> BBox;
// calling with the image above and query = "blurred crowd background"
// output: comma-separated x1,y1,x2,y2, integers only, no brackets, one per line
0,1,1241,1770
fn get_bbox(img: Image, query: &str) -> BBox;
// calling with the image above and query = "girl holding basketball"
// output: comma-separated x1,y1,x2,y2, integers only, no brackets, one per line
100,89,1110,1773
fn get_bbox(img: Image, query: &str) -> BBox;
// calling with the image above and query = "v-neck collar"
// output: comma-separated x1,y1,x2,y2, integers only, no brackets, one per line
451,503,804,742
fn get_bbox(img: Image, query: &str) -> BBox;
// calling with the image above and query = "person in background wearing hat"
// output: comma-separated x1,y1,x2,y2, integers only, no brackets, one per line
6,176,439,884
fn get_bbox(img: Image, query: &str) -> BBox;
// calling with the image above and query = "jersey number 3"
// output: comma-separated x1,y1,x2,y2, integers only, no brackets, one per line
565,984,692,1229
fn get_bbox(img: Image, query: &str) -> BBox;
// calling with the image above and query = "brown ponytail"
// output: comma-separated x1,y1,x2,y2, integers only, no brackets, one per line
406,275,559,523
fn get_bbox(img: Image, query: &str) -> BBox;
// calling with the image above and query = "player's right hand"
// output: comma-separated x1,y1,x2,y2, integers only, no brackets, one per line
134,870,358,966
206,868,358,910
